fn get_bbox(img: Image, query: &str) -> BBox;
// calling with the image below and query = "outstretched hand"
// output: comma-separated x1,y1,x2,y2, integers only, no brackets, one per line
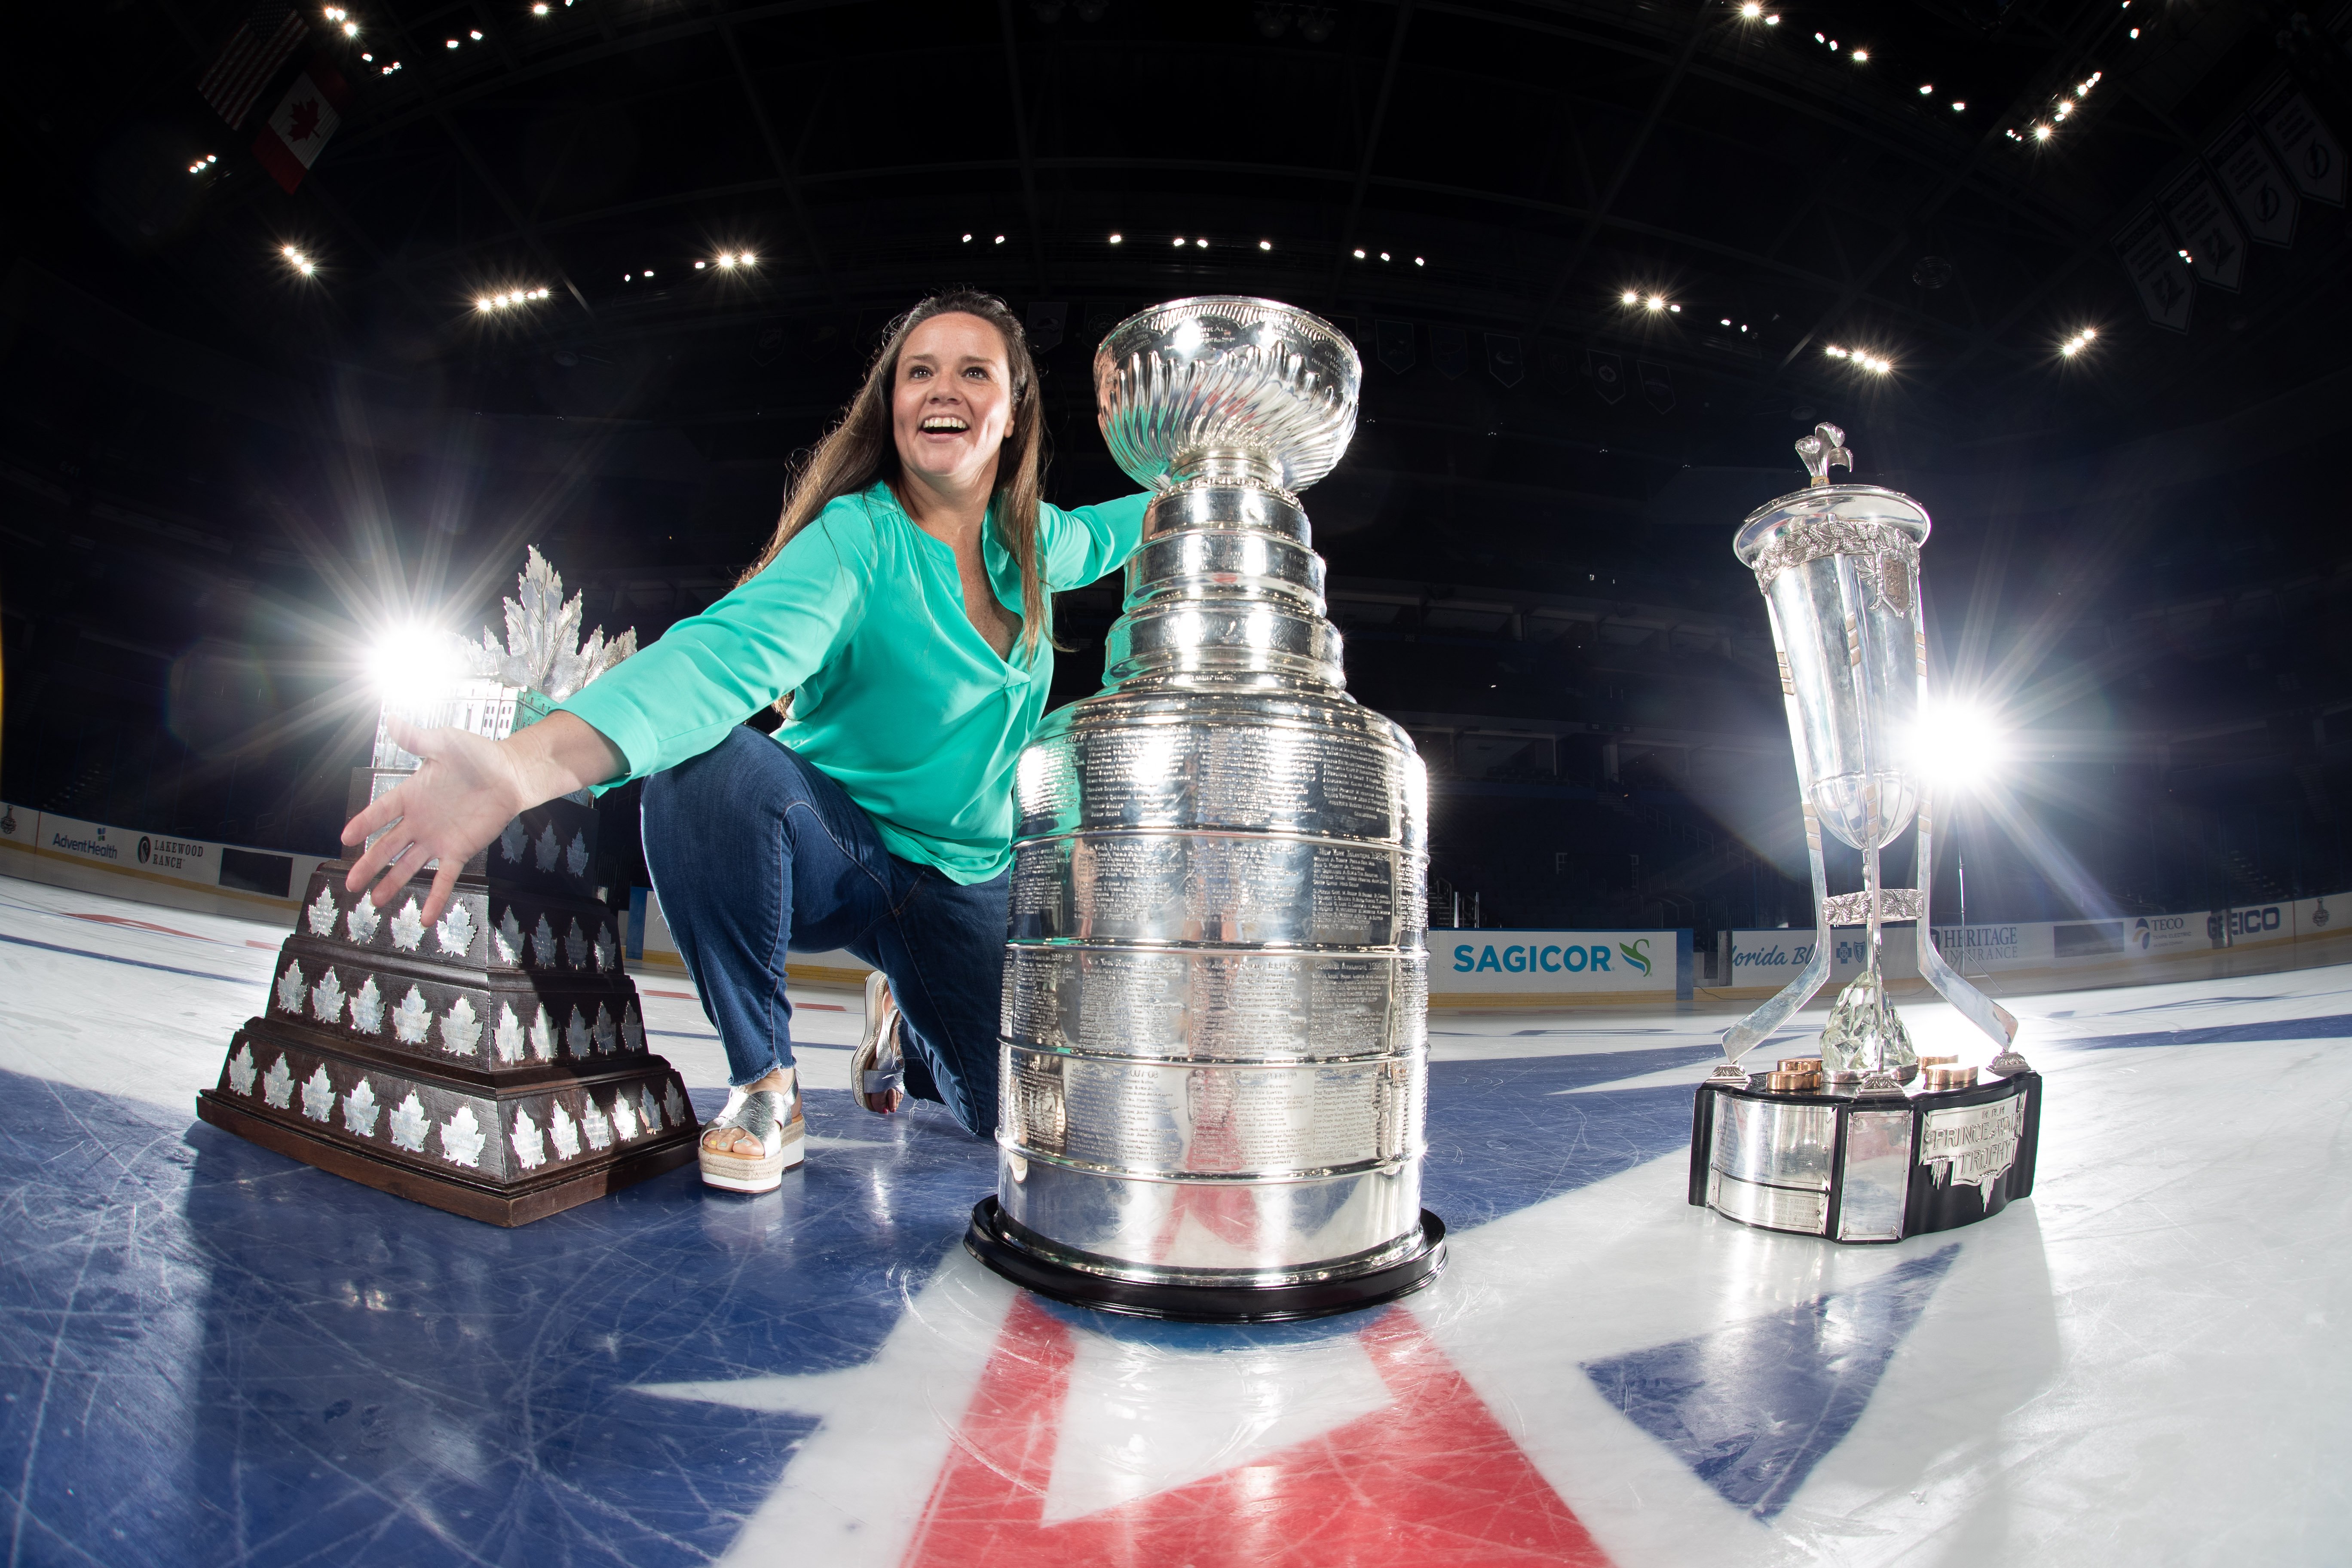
341,717,529,928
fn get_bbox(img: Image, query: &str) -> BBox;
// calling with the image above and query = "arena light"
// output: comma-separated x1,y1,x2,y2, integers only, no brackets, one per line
1109,233,1123,243
995,234,1006,245
1952,101,1966,111
1910,700,2006,791
1414,256,1424,265
366,625,461,709
1196,238,1208,248
1621,290,1638,305
1259,239,1271,250
2033,124,2052,141
1852,49,1868,62
1738,1,1760,15
2059,326,2098,357
1764,13,1779,23
1645,294,1666,311
282,245,317,276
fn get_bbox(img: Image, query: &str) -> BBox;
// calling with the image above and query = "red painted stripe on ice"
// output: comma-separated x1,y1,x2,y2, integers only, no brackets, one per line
902,1296,1614,1568
68,912,215,942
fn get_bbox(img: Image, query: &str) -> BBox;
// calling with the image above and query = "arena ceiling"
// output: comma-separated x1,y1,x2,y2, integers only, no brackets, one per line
3,0,2348,910
21,0,2348,459
4,0,2349,626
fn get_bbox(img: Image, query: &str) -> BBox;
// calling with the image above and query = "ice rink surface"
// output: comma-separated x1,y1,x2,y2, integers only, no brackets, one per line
3,869,2347,1567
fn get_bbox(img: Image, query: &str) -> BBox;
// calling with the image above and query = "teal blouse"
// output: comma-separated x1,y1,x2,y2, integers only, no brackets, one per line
558,481,1151,883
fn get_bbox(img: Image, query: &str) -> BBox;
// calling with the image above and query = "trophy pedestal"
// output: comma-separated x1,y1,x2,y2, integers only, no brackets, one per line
197,820,699,1226
965,1198,1447,1323
198,1076,694,1227
1687,1071,2040,1243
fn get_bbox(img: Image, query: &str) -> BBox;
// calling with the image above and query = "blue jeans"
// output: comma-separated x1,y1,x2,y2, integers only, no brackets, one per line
639,729,1009,1138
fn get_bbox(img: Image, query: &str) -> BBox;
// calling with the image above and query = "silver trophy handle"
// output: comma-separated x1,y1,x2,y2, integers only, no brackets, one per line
1904,617,2028,1072
1719,800,1835,1068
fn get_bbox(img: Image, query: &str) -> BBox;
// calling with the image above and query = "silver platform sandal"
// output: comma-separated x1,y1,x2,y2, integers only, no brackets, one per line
698,1077,805,1193
848,970,906,1115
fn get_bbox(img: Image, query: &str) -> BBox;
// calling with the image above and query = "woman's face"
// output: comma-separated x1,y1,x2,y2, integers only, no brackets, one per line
891,312,1015,496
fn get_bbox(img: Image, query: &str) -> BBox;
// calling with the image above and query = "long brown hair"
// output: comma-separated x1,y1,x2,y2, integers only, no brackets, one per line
741,290,1057,660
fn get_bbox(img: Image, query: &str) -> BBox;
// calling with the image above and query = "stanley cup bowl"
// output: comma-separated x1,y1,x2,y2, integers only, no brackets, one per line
965,298,1445,1322
1096,297,1362,493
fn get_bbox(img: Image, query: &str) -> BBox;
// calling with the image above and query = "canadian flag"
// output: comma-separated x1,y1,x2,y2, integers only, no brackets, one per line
251,58,349,193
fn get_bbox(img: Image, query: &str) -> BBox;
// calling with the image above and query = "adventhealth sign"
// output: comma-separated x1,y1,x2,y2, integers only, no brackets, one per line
1431,929,1692,1004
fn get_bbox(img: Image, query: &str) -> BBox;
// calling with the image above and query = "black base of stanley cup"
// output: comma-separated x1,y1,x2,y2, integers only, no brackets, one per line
964,1197,1447,1324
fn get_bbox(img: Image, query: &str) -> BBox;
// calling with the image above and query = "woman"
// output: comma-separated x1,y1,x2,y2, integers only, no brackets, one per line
340,290,1150,1194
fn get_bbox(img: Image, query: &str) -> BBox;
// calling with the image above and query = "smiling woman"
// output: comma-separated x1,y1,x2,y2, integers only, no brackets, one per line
336,290,1151,1197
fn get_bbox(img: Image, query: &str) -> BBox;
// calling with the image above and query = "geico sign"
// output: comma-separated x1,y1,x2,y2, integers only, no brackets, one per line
2207,906,2283,940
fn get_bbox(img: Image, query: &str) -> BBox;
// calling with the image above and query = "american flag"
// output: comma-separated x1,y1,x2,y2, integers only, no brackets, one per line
196,2,310,130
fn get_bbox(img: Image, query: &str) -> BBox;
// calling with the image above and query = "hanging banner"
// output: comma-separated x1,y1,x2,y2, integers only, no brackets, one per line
1485,333,1524,388
1588,348,1625,404
2253,80,2346,206
1638,360,1675,413
1375,319,1416,374
2207,117,2300,245
1430,325,1467,379
2113,205,2195,333
2158,168,2247,291
250,56,350,193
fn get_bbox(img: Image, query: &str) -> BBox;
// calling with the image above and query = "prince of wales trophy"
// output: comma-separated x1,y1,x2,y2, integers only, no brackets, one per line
1687,426,2041,1243
963,297,1447,1319
197,550,701,1225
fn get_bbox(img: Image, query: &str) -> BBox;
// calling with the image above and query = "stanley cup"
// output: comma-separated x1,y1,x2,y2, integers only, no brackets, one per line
1715,424,2030,1092
961,297,1447,1321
